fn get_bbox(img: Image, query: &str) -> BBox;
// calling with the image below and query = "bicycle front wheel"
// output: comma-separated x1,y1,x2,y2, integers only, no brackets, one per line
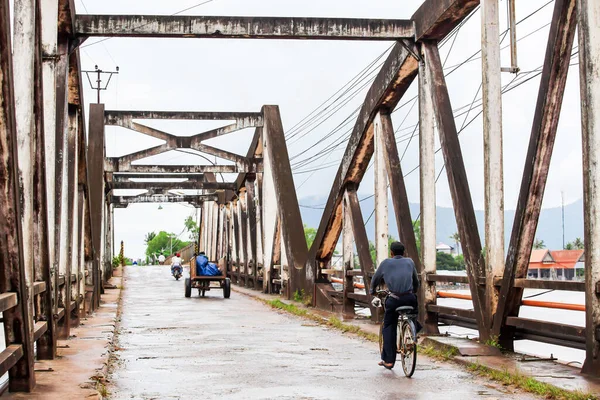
400,320,417,377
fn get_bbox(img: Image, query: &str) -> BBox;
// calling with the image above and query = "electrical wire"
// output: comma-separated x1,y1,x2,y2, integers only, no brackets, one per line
444,0,555,77
286,18,476,169
296,8,483,208
286,46,393,141
294,21,465,171
175,148,227,183
78,0,119,66
361,45,572,227
523,289,555,299
292,3,552,176
80,0,217,50
305,35,577,203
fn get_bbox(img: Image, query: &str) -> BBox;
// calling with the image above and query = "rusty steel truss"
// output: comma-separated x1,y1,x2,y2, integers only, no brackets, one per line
0,0,599,392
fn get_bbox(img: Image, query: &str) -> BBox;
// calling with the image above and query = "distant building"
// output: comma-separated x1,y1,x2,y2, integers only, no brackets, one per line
436,242,455,255
527,249,584,280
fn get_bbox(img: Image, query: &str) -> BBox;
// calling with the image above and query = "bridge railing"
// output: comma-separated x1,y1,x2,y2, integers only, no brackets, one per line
0,0,113,391
431,275,586,351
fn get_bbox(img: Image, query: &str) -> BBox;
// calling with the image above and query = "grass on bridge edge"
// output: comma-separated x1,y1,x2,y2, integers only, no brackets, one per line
93,268,126,399
259,297,597,400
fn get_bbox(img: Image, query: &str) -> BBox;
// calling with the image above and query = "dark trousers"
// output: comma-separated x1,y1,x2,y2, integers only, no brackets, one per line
381,294,418,365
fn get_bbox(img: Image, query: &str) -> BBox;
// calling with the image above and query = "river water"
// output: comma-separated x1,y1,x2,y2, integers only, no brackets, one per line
349,284,587,367
438,288,586,366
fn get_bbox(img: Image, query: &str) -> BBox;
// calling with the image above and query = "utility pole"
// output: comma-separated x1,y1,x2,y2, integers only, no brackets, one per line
561,191,565,249
501,0,519,73
82,65,119,103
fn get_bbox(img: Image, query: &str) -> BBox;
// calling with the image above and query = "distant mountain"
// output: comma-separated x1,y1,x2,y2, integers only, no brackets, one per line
299,197,584,251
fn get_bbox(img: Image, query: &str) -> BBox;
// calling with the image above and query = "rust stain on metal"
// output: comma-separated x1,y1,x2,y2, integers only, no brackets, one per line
312,41,418,264
57,0,74,35
493,0,578,342
75,15,414,40
67,54,81,106
412,0,480,41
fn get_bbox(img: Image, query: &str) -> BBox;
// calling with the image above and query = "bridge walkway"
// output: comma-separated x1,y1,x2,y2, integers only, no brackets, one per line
109,266,535,399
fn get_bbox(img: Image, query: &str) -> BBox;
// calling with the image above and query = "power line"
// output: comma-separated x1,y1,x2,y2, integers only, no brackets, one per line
365,48,579,227
176,148,227,183
80,0,217,50
288,16,476,172
291,14,472,171
444,0,555,77
293,2,560,177
292,2,559,213
77,0,119,66
290,8,473,173
286,46,392,141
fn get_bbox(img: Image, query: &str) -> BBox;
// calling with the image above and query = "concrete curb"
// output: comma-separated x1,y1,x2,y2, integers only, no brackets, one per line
233,286,600,398
231,285,380,338
96,267,125,399
422,336,600,398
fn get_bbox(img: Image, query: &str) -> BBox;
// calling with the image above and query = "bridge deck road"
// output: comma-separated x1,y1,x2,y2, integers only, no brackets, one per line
111,266,535,399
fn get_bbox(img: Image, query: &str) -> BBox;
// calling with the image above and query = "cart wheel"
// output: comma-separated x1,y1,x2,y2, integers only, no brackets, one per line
184,278,191,298
223,278,231,299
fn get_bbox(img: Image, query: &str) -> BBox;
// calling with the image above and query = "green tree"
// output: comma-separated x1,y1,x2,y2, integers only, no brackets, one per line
369,240,376,266
145,231,189,258
454,254,465,269
144,231,156,245
412,220,421,256
565,242,574,250
369,235,399,266
571,237,584,249
533,238,545,249
436,251,462,271
184,215,199,241
449,232,461,255
304,224,317,249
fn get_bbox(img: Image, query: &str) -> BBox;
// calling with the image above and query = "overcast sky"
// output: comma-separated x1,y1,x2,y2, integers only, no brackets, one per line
76,0,583,259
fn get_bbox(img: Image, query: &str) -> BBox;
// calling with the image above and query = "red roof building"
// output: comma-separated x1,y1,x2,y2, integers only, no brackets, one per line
527,249,584,280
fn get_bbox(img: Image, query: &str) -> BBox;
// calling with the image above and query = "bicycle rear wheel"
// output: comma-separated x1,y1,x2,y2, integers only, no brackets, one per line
400,320,417,377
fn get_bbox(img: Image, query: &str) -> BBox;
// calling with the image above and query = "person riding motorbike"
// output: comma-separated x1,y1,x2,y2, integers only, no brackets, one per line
171,253,183,276
370,241,421,370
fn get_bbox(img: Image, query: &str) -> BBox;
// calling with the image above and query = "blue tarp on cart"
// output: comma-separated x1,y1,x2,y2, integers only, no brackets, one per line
195,255,222,276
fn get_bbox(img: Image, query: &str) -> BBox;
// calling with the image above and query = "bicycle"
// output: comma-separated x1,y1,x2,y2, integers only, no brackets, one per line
374,290,418,377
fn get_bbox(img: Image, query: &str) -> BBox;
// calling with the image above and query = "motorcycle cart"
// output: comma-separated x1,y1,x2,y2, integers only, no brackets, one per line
185,256,231,299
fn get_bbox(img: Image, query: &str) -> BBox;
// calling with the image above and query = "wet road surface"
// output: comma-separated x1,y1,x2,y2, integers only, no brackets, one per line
111,266,536,399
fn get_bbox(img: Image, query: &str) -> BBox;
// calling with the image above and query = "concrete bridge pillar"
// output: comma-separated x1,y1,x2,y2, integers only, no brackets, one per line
578,0,600,374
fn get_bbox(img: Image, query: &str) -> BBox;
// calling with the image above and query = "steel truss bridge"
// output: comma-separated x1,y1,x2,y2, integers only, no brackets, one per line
0,0,598,392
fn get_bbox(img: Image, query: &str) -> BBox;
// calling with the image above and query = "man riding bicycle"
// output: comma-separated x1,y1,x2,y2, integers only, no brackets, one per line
370,241,421,369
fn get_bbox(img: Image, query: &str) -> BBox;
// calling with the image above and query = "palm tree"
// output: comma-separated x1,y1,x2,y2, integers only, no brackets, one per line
449,232,461,255
572,237,584,249
144,231,156,245
533,238,545,249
